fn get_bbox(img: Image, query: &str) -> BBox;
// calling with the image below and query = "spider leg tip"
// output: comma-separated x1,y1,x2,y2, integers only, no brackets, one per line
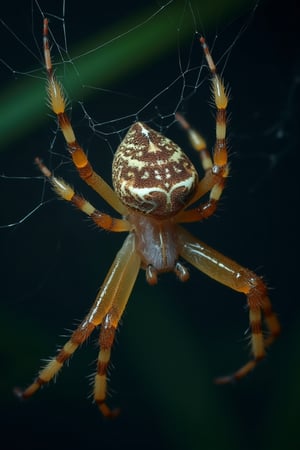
213,376,234,385
96,401,121,419
104,407,121,420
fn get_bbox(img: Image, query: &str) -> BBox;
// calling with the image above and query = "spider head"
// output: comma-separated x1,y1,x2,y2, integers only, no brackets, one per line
112,122,198,218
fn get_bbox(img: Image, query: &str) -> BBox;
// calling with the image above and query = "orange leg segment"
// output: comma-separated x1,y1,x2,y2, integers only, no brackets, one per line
15,234,141,417
176,37,229,224
43,18,126,215
178,226,280,382
94,244,140,417
35,158,130,232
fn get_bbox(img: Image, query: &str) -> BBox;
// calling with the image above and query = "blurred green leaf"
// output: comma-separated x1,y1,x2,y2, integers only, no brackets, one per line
0,0,255,150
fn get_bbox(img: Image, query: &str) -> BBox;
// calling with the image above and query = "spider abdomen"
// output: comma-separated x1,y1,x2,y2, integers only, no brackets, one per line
112,122,198,218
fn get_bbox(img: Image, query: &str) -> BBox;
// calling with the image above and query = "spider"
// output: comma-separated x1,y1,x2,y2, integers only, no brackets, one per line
15,18,280,418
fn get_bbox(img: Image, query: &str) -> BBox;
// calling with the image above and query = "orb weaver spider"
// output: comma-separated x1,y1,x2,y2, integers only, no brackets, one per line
15,18,280,418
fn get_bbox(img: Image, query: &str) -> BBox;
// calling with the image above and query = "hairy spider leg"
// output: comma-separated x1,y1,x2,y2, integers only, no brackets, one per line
178,227,280,382
35,158,130,232
175,112,213,171
94,244,140,416
15,234,140,417
94,236,140,417
176,37,229,224
43,18,127,216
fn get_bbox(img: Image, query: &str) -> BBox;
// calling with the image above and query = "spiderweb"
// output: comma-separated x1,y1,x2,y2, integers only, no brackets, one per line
0,0,258,230
1,3,299,446
1,0,298,315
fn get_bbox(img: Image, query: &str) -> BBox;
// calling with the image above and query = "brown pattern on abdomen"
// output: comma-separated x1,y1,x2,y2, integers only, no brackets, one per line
112,122,198,217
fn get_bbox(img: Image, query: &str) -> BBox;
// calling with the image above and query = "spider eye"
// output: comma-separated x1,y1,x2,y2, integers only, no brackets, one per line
112,122,198,217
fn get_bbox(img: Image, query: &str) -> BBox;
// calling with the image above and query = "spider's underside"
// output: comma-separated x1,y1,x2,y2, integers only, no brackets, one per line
15,19,280,417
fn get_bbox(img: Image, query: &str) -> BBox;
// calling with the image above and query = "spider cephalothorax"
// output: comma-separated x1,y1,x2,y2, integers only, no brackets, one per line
15,19,280,418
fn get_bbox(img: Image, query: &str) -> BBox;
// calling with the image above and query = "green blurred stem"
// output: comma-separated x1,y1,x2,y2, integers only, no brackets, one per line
0,0,253,150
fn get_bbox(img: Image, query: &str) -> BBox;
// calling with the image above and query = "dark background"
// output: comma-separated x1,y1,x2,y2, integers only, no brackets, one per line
0,1,299,449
